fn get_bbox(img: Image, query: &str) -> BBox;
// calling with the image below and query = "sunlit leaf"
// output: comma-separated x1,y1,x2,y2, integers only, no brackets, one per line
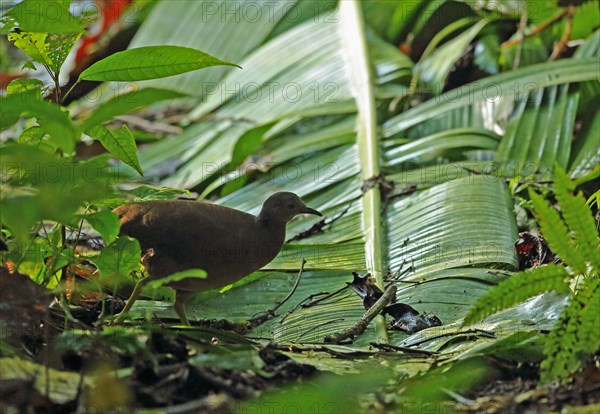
88,236,141,287
84,210,121,245
79,46,240,81
86,125,143,175
3,0,84,33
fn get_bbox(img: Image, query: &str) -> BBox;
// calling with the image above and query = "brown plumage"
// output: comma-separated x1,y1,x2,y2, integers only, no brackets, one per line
111,192,321,325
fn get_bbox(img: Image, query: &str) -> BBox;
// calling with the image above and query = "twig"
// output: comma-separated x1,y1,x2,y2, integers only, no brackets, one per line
550,6,574,61
502,8,570,48
369,342,438,357
61,79,80,104
280,285,350,323
406,328,495,348
324,285,397,344
287,201,353,243
248,258,306,327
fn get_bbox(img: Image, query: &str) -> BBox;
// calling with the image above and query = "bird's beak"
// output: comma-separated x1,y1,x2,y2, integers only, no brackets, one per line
302,206,323,217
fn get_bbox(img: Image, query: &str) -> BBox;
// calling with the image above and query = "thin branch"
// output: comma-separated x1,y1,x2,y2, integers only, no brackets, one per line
61,78,81,105
248,258,306,327
406,328,495,348
369,342,438,357
502,8,570,48
279,285,350,324
324,285,397,344
550,6,574,61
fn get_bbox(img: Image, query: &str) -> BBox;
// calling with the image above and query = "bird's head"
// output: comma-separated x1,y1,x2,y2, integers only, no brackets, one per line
258,192,322,224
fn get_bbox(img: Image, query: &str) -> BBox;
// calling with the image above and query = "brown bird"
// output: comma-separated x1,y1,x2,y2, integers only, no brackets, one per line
111,192,322,325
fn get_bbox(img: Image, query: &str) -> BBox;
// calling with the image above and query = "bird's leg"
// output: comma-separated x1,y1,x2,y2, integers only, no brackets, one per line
174,290,194,326
111,276,149,324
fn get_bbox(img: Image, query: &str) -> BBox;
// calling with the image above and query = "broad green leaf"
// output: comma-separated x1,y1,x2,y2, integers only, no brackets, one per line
128,0,296,94
0,145,115,242
84,210,121,245
6,31,50,68
86,125,143,175
387,176,518,275
0,357,82,404
230,123,274,167
4,0,84,33
79,46,240,81
384,58,600,136
80,88,188,130
571,0,600,40
18,126,56,153
45,32,83,74
495,84,579,177
0,93,77,153
6,78,45,96
385,128,500,166
88,236,141,287
569,106,600,178
124,186,189,201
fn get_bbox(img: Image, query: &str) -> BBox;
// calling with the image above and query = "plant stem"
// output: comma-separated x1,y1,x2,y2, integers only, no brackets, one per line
339,0,389,343
61,78,80,104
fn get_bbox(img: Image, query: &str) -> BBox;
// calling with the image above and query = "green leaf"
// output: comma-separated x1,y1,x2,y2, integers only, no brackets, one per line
124,186,188,201
0,93,77,153
86,125,143,175
4,0,84,33
6,31,50,68
79,46,241,82
0,145,115,242
0,357,81,404
553,166,600,272
230,123,274,167
145,269,207,290
18,126,56,153
495,84,579,176
88,236,141,287
571,1,600,40
569,106,600,178
474,33,500,75
84,210,120,245
127,0,293,94
463,264,570,325
384,58,599,136
529,189,588,275
80,88,188,130
6,78,45,96
45,32,83,74
385,128,500,166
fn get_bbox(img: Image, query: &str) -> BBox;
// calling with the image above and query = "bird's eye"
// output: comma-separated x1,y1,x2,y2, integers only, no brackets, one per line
288,203,294,209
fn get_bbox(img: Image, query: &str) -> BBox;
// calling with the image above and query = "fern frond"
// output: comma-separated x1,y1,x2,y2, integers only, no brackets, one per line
578,278,600,354
463,264,570,326
529,189,588,275
541,276,600,383
553,167,600,272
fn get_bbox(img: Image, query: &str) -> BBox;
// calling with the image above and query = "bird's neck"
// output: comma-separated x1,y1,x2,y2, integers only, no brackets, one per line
256,215,286,229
